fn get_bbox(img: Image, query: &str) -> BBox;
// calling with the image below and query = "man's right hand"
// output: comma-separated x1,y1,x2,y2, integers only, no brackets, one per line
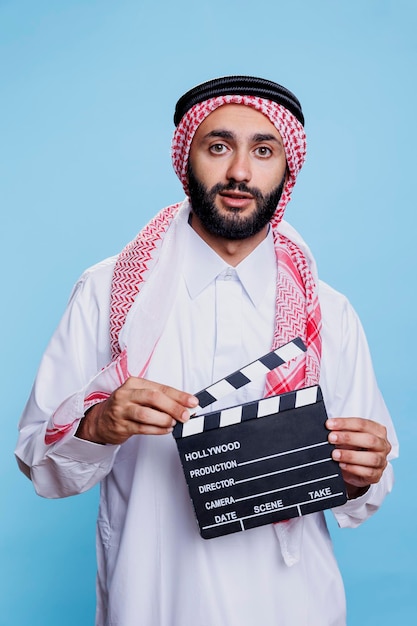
75,377,199,445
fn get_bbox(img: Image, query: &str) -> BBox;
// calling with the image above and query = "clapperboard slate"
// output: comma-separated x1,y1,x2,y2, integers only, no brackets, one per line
173,338,347,539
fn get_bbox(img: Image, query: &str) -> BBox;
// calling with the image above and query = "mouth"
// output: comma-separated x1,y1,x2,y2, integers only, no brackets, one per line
218,190,255,209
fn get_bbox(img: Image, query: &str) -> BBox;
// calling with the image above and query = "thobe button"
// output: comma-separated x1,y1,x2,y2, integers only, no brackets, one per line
222,267,236,281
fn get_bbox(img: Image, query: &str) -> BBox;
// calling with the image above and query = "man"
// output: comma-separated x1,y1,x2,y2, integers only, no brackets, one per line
16,76,398,625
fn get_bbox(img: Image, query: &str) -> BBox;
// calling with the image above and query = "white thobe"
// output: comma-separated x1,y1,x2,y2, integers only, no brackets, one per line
16,222,398,626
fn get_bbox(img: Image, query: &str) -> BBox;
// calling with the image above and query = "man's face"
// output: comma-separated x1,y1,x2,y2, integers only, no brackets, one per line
188,104,287,240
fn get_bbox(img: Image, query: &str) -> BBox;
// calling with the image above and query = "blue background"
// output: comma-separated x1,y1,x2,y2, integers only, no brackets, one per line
1,1,415,624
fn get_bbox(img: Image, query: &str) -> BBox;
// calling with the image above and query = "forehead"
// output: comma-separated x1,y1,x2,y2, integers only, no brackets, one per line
192,103,282,142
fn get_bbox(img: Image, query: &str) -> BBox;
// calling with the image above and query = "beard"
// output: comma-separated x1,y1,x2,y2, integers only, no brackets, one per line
187,166,286,240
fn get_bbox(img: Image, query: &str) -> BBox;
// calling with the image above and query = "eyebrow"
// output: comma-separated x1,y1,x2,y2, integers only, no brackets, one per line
204,130,234,140
203,130,282,144
252,133,281,143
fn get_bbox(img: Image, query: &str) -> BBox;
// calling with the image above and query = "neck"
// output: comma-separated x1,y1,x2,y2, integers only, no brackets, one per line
189,212,269,266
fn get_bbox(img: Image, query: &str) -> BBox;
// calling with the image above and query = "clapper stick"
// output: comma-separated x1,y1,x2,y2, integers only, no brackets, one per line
173,337,347,539
174,336,307,438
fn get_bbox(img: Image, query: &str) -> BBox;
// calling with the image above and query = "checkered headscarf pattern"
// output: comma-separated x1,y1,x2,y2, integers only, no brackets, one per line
171,94,307,221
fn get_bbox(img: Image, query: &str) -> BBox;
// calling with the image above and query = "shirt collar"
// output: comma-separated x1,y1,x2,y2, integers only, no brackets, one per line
183,223,276,307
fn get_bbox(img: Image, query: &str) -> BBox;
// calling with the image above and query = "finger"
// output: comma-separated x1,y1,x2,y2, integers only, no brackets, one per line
337,462,386,487
326,417,387,438
127,377,199,407
98,404,177,443
129,422,176,436
112,380,196,423
125,378,199,417
332,447,387,472
128,387,195,424
158,383,200,411
125,402,178,429
328,429,386,453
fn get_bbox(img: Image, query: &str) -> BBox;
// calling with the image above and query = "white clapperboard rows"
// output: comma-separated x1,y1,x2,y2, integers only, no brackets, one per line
173,337,307,439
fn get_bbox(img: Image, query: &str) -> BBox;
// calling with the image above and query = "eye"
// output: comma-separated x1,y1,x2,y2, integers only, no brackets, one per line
254,146,272,158
209,143,228,155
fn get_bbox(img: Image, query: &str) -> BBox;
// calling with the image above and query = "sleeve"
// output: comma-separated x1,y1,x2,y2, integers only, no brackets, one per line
15,259,121,499
319,283,399,528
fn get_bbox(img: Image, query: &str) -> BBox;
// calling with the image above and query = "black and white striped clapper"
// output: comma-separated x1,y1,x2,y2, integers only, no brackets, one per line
173,338,347,539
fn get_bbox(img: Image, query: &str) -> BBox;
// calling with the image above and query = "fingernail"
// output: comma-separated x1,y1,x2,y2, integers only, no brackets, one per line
332,449,341,460
329,433,337,443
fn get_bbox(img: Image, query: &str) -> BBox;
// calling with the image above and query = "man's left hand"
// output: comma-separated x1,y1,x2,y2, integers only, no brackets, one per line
326,417,392,499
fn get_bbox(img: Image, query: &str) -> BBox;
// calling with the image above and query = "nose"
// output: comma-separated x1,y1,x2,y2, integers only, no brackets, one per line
226,150,251,183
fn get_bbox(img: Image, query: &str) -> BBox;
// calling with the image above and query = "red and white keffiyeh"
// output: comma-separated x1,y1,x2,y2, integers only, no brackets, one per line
110,95,321,396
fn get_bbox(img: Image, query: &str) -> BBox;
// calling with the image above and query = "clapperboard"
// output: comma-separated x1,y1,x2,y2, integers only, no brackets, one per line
173,338,347,539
